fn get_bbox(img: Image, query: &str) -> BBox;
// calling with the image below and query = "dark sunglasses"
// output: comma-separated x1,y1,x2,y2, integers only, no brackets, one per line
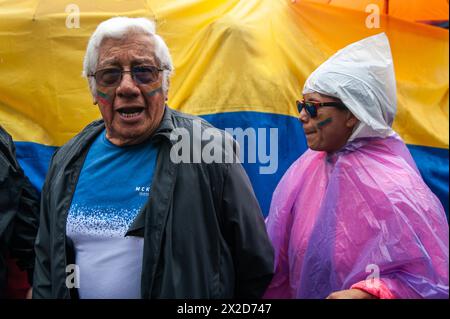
89,66,165,87
296,99,346,118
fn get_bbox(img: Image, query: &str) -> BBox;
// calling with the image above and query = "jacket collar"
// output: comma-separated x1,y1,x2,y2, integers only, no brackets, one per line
151,105,175,144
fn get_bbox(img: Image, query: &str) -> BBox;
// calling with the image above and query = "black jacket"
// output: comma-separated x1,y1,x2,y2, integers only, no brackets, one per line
0,126,39,297
33,107,274,299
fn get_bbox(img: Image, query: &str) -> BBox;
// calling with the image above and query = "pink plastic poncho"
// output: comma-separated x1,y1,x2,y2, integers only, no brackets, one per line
265,136,449,298
264,135,449,299
265,32,448,299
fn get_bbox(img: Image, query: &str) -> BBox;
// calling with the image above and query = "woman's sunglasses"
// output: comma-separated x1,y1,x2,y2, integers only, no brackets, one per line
296,100,346,118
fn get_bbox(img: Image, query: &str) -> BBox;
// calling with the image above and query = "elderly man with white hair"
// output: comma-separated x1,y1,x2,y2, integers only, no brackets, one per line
264,33,448,299
32,17,274,299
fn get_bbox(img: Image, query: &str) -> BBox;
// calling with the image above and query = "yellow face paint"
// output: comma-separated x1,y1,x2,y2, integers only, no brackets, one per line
144,81,163,97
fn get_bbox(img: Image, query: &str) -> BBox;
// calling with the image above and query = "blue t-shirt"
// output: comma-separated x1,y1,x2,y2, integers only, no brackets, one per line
66,130,158,299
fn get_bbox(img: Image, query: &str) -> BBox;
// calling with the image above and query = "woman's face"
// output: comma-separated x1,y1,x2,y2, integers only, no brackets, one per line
299,92,358,153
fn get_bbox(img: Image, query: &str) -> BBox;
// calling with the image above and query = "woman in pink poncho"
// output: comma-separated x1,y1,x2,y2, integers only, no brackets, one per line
264,33,449,299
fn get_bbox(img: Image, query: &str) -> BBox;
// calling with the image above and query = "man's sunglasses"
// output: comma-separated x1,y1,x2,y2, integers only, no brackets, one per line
89,66,165,87
296,100,347,118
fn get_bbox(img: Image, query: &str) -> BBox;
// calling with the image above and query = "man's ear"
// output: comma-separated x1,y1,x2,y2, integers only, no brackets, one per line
93,91,98,105
165,78,170,101
91,84,98,105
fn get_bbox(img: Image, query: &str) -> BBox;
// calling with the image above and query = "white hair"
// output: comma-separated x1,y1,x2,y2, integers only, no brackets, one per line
83,17,173,96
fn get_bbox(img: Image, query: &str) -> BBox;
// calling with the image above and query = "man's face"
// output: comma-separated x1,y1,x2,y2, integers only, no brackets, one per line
94,32,166,146
300,92,357,153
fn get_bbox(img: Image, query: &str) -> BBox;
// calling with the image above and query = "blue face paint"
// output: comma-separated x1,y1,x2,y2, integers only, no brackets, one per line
146,87,163,97
317,117,332,128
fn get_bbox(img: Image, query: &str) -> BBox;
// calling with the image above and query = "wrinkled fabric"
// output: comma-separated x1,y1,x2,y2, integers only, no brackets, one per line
0,126,39,297
303,33,397,141
265,135,449,299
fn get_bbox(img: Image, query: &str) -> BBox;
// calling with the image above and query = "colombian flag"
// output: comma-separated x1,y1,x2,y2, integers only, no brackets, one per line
0,0,448,217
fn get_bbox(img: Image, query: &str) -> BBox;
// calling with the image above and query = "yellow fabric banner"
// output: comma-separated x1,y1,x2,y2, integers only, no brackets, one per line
0,0,448,149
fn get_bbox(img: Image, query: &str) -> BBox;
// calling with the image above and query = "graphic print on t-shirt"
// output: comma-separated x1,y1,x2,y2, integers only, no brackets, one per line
66,130,158,298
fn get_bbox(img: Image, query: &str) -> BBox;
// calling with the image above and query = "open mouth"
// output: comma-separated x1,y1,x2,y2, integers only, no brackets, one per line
116,107,145,119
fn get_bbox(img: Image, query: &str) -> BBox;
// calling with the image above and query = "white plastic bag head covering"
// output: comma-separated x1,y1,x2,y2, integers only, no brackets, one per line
303,33,397,141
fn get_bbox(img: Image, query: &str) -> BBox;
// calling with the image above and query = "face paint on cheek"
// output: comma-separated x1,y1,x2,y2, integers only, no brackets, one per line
317,117,332,128
96,89,112,105
144,81,163,97
146,86,163,97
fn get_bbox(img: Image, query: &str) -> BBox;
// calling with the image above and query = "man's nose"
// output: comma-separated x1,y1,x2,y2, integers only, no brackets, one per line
116,71,140,99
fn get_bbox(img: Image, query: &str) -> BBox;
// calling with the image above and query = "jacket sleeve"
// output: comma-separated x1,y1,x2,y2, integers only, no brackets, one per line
0,129,40,286
32,165,54,298
221,162,274,298
9,170,40,285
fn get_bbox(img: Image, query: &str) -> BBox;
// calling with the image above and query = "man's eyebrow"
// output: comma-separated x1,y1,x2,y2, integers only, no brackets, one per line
97,58,119,67
133,58,154,64
98,57,155,66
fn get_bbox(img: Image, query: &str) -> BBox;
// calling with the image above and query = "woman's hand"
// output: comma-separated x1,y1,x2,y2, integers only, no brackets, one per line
326,289,376,299
26,287,33,299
